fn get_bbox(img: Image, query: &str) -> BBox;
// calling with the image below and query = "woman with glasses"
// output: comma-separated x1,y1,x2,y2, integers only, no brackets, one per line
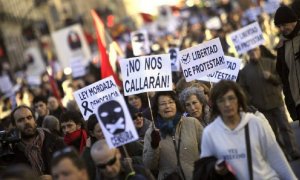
199,80,296,179
179,87,211,127
143,91,203,180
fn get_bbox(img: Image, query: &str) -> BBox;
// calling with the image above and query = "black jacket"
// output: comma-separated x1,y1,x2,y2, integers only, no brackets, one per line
4,129,65,174
193,157,236,180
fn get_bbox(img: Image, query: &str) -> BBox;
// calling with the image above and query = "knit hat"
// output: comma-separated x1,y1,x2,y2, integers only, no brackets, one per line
274,5,298,26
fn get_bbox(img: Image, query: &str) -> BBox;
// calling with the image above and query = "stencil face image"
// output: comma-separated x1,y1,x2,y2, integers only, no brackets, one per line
169,49,177,65
97,100,125,135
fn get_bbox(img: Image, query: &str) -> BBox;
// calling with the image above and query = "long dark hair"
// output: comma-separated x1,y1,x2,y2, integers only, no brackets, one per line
210,80,247,120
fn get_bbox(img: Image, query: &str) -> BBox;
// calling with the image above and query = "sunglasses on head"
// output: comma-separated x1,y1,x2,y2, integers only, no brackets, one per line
133,112,143,120
96,153,117,170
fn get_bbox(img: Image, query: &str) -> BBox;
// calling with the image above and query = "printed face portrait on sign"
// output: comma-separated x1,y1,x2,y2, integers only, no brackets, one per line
131,30,150,56
67,31,82,50
168,48,180,71
97,100,125,135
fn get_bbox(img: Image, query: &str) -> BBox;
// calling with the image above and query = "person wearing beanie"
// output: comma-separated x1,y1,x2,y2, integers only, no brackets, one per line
274,5,300,131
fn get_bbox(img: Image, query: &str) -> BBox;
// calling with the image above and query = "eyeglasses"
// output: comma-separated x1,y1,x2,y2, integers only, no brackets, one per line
159,100,175,107
133,112,143,120
216,95,237,105
52,147,77,159
96,153,117,170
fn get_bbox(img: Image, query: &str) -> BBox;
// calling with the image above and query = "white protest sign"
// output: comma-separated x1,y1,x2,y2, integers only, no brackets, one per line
52,24,91,69
130,30,150,56
120,54,172,96
230,22,265,55
27,75,41,86
205,17,222,30
0,75,13,94
73,76,121,120
168,48,180,72
178,38,226,82
198,56,242,83
95,95,139,148
24,44,46,77
263,1,280,14
70,56,86,78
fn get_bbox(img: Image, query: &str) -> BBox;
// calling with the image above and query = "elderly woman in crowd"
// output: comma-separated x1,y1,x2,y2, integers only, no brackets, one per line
200,80,296,179
179,87,211,127
143,91,203,180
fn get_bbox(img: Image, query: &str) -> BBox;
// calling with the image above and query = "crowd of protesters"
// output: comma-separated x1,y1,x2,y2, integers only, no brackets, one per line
1,1,300,180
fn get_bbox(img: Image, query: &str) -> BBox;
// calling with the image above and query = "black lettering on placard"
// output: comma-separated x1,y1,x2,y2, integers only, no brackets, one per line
78,90,89,100
124,74,170,93
88,80,115,96
192,56,225,75
145,57,162,70
208,71,237,81
111,131,134,146
126,59,140,76
227,61,236,70
184,68,192,77
90,91,119,109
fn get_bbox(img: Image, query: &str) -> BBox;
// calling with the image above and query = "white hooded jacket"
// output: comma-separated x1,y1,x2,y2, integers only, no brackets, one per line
200,112,296,180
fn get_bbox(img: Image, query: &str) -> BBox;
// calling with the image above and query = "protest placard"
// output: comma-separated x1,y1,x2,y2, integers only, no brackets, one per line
262,0,280,14
168,48,180,71
120,54,172,96
198,56,242,83
52,24,91,69
70,56,86,78
230,22,265,55
0,74,13,95
130,30,151,56
24,44,46,77
95,95,139,148
178,38,226,82
73,76,121,120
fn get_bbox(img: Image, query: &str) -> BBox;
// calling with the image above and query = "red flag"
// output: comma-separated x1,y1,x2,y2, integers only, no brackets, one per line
91,10,122,86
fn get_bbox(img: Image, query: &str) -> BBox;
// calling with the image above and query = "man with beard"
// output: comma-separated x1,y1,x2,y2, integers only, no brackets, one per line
60,110,87,153
8,105,65,176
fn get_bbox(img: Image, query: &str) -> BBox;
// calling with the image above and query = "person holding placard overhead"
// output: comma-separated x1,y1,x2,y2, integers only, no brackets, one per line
274,5,300,125
143,91,203,180
200,80,296,180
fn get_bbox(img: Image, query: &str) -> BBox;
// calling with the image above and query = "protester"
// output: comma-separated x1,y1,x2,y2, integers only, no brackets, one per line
47,96,64,119
200,80,296,179
60,110,87,153
143,91,203,180
0,164,40,180
91,139,155,180
238,46,300,160
81,114,105,180
128,105,151,143
274,5,300,125
51,147,89,180
125,93,149,112
42,115,63,138
6,105,65,175
33,96,50,127
179,87,211,127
